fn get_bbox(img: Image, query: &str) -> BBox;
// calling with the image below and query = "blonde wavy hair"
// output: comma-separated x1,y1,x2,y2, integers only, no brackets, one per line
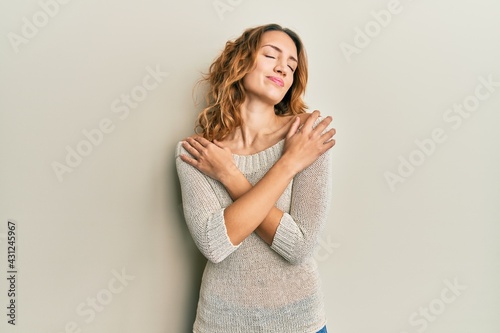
195,23,308,141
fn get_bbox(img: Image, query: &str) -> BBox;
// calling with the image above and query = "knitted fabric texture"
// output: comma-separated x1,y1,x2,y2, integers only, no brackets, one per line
175,126,332,333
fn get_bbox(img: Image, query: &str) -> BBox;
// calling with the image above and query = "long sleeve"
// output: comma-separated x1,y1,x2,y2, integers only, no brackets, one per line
176,130,330,332
175,142,240,263
270,147,333,265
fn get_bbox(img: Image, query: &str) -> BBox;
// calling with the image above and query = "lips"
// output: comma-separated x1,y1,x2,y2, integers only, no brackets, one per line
267,76,284,87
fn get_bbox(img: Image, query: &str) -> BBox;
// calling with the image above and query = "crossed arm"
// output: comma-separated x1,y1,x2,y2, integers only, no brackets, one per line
178,111,335,249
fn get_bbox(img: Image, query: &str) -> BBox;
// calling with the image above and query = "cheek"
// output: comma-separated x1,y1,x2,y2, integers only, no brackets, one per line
286,77,294,90
253,59,274,77
242,72,257,90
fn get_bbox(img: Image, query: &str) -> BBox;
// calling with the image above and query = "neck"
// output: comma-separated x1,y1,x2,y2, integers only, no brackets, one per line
240,99,278,135
229,99,283,149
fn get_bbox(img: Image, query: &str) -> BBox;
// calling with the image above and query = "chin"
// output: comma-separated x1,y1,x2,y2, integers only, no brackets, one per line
264,92,287,106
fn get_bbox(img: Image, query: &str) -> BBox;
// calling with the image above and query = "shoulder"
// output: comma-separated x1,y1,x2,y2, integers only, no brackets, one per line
290,111,313,125
278,111,325,140
174,140,201,178
281,111,317,126
175,140,184,158
295,111,326,128
296,112,311,123
175,133,200,158
175,139,193,160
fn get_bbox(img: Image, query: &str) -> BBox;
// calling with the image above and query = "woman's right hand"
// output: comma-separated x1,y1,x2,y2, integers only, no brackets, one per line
180,135,239,183
281,110,336,175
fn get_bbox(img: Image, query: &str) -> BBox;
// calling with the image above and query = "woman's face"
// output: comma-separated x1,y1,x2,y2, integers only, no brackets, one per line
242,30,298,106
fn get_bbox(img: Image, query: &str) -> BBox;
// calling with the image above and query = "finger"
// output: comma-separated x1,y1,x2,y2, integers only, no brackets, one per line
302,110,321,133
180,154,199,167
182,140,201,158
186,137,205,151
286,117,301,139
194,136,211,147
185,134,202,142
323,139,336,151
313,116,333,135
213,139,224,149
320,127,336,143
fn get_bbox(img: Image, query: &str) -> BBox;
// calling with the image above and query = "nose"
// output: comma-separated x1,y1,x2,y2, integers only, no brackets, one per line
274,63,286,77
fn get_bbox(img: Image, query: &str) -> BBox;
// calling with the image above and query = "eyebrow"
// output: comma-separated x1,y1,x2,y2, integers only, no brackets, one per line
262,44,298,63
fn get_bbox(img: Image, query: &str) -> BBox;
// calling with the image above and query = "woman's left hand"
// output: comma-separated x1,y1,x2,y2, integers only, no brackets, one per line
180,136,237,182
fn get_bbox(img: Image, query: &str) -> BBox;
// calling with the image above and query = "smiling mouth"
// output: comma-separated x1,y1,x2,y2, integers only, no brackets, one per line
267,76,284,87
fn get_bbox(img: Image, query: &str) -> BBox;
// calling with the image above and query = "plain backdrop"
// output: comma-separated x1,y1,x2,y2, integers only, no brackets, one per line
1,0,499,332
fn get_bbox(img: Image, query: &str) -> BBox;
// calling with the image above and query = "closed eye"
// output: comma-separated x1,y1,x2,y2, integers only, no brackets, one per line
265,54,295,72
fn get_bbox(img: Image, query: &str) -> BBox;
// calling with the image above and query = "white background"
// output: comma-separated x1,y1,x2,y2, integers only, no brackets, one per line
1,0,499,332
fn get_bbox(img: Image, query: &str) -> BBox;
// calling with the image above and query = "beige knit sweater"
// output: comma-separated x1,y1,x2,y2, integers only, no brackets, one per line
175,131,332,333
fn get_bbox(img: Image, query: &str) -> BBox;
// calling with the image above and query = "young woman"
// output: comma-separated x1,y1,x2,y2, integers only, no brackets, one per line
176,23,335,333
